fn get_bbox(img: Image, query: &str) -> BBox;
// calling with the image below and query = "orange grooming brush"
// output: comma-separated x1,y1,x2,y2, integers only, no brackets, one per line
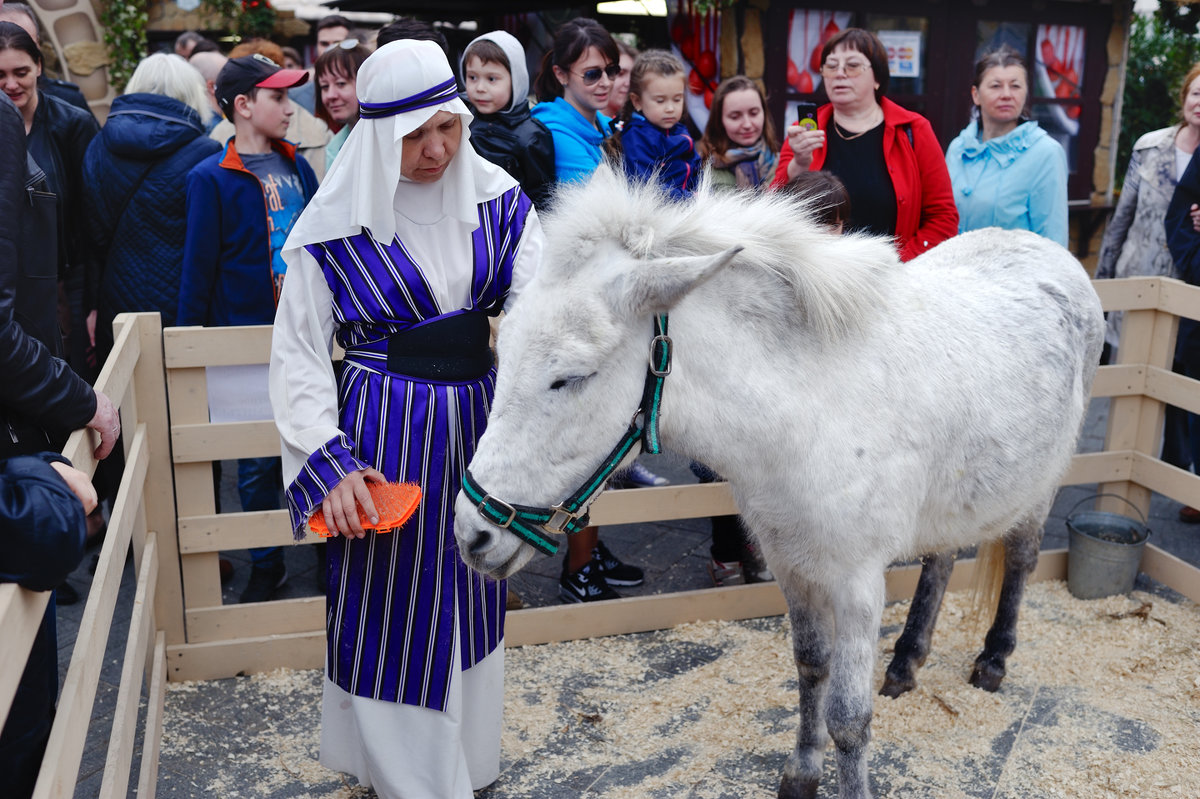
309,481,423,537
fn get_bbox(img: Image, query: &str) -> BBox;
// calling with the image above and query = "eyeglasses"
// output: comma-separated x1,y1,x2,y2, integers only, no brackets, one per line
573,64,621,85
820,60,871,78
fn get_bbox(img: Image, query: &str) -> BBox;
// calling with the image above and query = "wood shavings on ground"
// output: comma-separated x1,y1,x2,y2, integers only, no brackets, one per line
157,580,1200,798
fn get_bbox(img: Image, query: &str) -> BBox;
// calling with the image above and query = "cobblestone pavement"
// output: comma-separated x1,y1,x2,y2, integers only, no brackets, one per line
53,397,1200,796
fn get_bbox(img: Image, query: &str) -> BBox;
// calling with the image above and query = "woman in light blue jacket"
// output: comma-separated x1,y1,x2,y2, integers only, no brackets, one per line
530,17,620,184
945,45,1068,247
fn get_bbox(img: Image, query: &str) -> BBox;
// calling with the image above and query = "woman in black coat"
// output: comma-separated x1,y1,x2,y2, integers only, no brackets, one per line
0,21,100,378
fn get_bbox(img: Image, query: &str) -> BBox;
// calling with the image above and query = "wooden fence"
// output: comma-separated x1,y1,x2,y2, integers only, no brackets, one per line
2,275,1200,795
0,313,176,799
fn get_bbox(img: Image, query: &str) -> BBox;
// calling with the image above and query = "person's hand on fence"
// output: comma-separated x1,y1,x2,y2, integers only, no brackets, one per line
87,388,121,459
320,467,387,538
50,461,98,514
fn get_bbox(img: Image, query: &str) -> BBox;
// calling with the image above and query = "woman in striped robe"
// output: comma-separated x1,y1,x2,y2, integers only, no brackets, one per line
269,40,542,798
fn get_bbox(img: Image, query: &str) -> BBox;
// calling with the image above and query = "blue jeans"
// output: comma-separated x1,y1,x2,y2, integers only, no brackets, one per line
238,456,283,567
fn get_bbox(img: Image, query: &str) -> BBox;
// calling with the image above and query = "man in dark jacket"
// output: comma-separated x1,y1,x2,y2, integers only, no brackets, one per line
0,91,120,799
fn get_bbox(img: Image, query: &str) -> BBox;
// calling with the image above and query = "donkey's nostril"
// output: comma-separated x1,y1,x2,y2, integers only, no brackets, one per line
468,530,493,555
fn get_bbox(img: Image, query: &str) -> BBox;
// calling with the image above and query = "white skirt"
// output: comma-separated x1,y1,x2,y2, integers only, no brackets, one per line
319,636,504,798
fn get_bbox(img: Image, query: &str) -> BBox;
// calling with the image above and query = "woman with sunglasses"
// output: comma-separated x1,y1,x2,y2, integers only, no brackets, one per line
530,17,651,603
770,28,957,262
531,17,621,184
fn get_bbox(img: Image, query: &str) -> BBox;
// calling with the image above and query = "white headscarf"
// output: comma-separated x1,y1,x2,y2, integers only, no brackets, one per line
460,30,530,114
284,39,516,255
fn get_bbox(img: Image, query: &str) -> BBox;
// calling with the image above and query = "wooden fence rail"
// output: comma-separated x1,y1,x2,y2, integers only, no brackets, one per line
2,275,1200,794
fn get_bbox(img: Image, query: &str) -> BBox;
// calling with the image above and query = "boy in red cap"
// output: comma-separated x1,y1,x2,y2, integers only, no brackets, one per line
178,54,320,602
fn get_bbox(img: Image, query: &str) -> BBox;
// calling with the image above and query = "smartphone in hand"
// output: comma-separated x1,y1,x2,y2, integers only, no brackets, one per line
795,101,818,131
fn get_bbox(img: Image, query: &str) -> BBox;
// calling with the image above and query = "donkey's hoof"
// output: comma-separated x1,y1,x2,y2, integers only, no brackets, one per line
879,674,915,698
778,773,819,799
969,661,1005,692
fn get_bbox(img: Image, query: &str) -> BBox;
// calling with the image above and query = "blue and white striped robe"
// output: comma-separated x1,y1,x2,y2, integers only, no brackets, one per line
283,187,534,711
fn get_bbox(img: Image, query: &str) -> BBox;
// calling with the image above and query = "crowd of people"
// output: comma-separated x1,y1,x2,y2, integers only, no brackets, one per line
6,8,1200,798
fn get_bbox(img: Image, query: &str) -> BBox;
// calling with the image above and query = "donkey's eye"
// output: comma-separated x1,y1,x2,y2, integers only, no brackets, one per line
549,374,594,391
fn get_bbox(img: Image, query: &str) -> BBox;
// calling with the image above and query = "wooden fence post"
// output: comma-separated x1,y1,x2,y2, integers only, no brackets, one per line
125,313,185,647
1100,279,1177,518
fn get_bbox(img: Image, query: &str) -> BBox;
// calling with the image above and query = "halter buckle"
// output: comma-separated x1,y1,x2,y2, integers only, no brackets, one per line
648,334,672,377
544,505,576,534
481,496,517,528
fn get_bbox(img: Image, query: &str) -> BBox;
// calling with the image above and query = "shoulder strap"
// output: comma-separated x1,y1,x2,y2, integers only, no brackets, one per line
110,161,158,234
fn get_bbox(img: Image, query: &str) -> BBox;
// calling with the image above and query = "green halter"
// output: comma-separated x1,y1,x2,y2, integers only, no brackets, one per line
461,315,671,556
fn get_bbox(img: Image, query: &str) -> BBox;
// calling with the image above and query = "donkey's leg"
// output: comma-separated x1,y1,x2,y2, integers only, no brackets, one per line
880,550,956,698
778,578,834,799
826,571,886,799
969,519,1043,691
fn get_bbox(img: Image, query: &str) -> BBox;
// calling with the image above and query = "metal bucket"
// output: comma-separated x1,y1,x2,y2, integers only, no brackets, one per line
1066,494,1151,600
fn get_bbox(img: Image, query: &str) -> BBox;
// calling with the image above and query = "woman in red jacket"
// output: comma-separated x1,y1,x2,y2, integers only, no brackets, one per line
771,28,957,261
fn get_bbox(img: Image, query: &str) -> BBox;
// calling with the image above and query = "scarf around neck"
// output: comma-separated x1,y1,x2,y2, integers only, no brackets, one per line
710,141,778,190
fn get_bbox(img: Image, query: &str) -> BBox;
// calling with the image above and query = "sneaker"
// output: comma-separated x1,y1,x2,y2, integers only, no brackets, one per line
741,542,775,584
559,560,621,603
708,558,745,587
240,560,288,603
592,540,644,586
617,461,670,488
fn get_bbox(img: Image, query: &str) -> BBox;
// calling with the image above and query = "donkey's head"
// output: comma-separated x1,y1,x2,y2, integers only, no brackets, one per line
453,177,742,577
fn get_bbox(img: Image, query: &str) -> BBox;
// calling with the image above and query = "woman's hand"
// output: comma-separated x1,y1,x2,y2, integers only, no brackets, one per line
785,123,826,179
320,467,388,538
50,461,98,514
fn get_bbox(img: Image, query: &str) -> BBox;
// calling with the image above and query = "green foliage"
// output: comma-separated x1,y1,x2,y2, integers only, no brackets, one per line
236,0,277,40
99,0,148,93
1116,7,1200,187
201,0,276,43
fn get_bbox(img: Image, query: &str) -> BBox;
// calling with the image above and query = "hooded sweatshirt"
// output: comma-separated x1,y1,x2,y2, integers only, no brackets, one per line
461,31,556,208
945,119,1068,247
532,96,611,185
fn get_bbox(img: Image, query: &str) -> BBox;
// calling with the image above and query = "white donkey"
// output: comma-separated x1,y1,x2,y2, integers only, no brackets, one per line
454,166,1104,799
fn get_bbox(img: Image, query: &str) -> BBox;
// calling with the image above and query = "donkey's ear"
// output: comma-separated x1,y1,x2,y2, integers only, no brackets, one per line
609,246,743,316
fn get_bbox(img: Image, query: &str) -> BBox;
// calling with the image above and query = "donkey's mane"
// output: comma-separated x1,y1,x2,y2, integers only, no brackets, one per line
541,163,900,342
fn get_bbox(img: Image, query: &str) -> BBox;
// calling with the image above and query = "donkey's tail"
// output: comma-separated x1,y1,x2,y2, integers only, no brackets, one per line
968,538,1006,635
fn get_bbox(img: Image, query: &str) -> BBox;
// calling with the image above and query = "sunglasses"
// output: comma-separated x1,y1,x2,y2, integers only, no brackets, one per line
572,64,621,85
336,38,361,50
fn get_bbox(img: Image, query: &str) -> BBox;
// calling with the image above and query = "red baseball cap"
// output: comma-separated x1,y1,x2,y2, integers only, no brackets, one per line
215,53,309,116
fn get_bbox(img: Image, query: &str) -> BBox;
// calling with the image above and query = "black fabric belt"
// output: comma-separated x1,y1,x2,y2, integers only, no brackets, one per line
385,312,493,381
